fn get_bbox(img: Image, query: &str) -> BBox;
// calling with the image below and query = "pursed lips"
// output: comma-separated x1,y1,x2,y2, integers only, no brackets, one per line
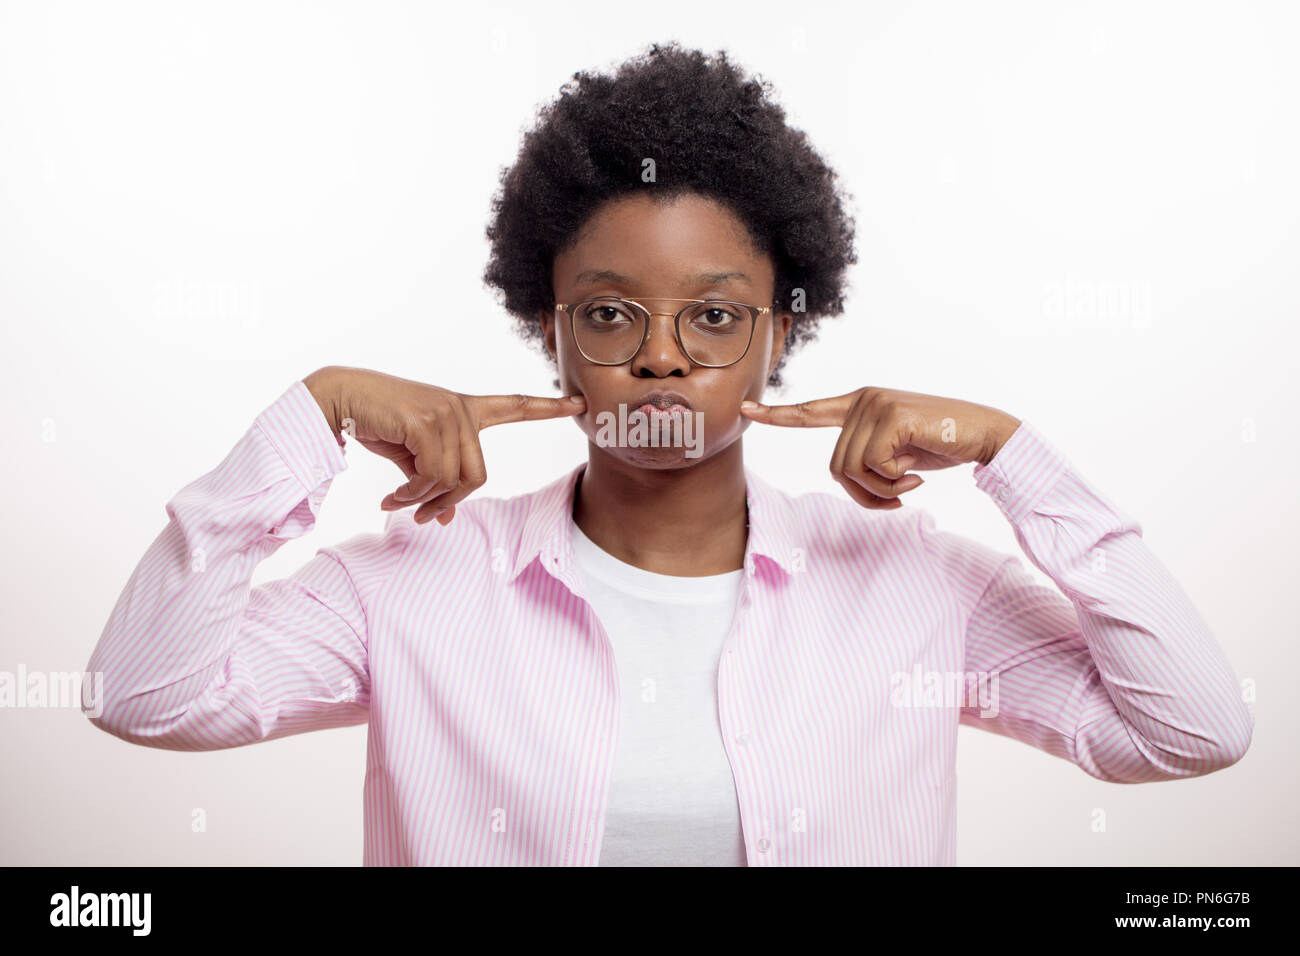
630,391,693,412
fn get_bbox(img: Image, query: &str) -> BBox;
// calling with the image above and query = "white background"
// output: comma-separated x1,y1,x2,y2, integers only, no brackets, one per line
2,0,1295,865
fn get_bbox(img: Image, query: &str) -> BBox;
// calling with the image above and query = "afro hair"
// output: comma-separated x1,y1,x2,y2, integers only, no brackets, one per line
483,41,857,389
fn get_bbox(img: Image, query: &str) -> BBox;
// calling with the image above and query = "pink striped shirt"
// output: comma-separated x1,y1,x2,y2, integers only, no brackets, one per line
85,379,1253,865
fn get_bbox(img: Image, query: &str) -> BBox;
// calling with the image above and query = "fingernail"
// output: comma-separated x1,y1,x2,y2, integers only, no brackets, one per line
568,396,585,404
741,401,759,410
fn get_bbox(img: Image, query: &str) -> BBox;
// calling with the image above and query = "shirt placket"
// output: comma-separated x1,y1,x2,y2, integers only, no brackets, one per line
716,554,771,865
540,540,623,866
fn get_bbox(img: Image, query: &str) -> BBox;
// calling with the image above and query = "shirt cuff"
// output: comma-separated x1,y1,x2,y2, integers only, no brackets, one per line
254,379,349,496
971,420,1071,525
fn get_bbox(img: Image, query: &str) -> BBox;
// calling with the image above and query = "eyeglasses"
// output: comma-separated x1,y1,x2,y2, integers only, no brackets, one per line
555,297,771,368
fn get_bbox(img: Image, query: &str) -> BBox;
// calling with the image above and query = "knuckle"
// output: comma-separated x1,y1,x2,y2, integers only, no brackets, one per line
863,389,889,411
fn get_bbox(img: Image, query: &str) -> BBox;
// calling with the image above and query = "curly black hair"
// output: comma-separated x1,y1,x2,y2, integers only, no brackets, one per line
483,41,857,390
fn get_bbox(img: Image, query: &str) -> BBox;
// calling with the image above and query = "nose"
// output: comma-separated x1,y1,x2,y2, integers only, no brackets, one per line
630,311,691,376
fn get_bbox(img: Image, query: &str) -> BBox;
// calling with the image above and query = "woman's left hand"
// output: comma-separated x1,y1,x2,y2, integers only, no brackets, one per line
739,387,1021,510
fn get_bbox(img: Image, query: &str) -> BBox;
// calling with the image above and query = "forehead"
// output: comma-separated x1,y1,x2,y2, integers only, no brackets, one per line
553,192,773,292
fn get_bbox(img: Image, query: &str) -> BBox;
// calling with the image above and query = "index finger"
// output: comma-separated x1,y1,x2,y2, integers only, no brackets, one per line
739,391,859,427
467,393,587,430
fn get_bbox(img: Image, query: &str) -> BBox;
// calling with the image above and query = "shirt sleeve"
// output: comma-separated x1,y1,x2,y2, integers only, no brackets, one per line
84,380,397,751
916,420,1254,782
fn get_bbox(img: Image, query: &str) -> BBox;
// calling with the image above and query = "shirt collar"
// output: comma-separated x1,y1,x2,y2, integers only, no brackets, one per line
508,462,801,583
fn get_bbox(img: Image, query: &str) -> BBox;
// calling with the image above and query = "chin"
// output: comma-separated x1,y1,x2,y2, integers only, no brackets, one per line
620,449,704,469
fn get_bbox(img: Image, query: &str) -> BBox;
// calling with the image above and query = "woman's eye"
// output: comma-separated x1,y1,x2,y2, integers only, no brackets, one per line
701,309,735,325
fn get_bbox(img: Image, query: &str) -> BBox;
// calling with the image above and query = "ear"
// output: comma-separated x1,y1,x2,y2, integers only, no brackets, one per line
767,311,793,379
539,309,557,361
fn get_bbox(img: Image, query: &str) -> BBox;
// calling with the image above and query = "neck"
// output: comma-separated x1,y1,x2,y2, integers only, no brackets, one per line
573,440,749,576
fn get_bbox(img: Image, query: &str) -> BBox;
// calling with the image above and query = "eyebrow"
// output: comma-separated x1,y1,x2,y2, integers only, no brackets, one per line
573,269,752,288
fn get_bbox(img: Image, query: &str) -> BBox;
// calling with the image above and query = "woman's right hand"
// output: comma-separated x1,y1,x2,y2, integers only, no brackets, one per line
304,365,586,525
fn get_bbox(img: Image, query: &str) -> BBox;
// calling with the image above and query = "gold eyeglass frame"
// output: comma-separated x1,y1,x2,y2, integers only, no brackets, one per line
555,297,772,368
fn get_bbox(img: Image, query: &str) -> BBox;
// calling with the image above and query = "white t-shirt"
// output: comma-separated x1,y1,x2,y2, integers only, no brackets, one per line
568,517,748,866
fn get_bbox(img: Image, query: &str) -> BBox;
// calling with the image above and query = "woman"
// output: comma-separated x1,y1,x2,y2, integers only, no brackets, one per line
85,43,1252,866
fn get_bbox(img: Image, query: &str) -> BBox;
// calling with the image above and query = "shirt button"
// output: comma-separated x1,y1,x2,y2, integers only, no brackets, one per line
756,838,771,853
996,486,1009,503
736,732,749,746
